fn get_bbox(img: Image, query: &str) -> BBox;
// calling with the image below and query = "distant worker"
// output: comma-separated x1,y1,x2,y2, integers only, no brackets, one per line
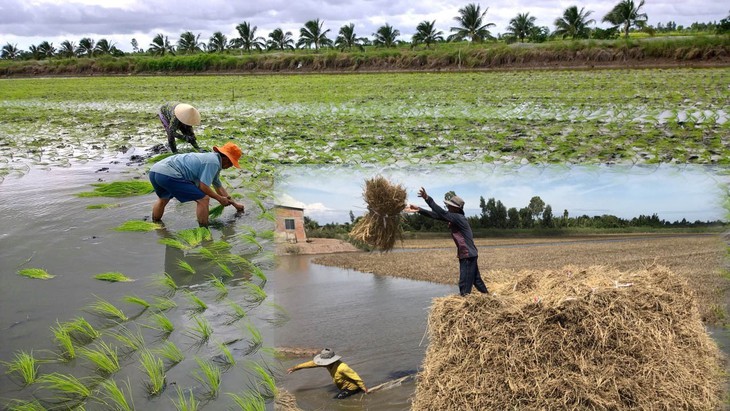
159,102,202,153
287,348,369,399
406,187,489,296
149,142,245,227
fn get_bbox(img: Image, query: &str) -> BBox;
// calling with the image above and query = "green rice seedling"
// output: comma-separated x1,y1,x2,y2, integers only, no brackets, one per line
156,272,178,295
205,240,231,253
114,220,161,232
76,181,153,198
154,340,184,366
4,399,46,411
240,233,262,251
123,295,150,309
242,282,267,306
185,291,208,313
263,302,290,327
86,203,120,210
94,272,134,282
51,322,76,360
61,317,101,345
176,259,196,275
108,326,145,353
148,312,175,335
192,358,222,398
176,227,211,248
38,372,92,403
79,341,120,376
1,350,38,386
251,363,277,399
208,204,224,219
151,296,178,312
258,230,275,240
98,378,134,411
258,210,276,222
212,342,235,367
173,386,199,411
86,297,128,322
217,262,235,278
208,275,228,300
250,265,267,287
228,391,266,411
139,350,166,396
243,323,263,356
17,268,54,280
185,315,213,344
225,300,247,324
196,247,216,261
158,237,188,250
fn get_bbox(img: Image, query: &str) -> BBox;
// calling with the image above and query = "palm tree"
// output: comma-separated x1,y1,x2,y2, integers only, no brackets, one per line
372,23,400,47
131,38,139,53
207,32,229,53
28,45,42,60
37,41,56,58
602,0,648,38
334,23,365,51
232,22,265,54
507,13,537,42
267,28,295,51
94,39,120,55
76,37,96,57
58,40,76,58
554,6,595,39
449,3,496,42
1,43,21,59
297,19,332,51
412,20,444,49
149,34,175,56
177,31,205,54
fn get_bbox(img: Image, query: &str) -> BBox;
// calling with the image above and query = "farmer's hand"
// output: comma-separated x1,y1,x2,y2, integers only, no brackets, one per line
232,202,245,213
405,204,420,213
417,187,428,200
218,196,232,206
287,367,295,374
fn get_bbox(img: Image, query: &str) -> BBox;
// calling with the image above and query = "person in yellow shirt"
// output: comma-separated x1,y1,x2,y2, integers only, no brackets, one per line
287,348,369,399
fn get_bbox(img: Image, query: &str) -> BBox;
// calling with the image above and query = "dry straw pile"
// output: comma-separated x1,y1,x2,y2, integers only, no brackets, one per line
349,176,407,251
413,265,724,410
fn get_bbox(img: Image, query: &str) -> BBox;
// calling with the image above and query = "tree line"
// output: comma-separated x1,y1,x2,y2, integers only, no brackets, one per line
3,1,729,60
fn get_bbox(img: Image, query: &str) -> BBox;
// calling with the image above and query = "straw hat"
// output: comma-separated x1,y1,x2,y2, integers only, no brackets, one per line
173,103,201,126
213,142,242,169
313,348,341,366
444,195,465,209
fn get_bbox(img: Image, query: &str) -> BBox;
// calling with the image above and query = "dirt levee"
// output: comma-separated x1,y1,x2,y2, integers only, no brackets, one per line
412,265,724,410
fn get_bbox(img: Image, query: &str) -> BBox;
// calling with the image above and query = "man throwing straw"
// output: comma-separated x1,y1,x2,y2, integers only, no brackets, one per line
406,187,489,296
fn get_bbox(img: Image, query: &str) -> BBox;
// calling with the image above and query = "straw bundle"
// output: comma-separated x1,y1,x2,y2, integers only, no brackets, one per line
349,176,407,251
413,265,724,410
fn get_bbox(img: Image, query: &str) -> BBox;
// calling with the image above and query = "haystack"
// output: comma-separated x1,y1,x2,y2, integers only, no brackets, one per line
412,265,724,410
349,176,407,251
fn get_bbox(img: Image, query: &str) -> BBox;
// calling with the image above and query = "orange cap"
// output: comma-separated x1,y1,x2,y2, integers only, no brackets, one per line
213,142,242,168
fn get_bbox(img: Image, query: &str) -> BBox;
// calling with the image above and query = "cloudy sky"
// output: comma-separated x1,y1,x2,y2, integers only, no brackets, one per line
1,0,727,52
276,164,729,224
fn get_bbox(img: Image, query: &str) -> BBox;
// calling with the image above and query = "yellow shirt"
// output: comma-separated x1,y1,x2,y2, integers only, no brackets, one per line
292,360,367,391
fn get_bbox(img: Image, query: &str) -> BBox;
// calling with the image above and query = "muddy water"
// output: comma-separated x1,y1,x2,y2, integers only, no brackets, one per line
269,256,452,410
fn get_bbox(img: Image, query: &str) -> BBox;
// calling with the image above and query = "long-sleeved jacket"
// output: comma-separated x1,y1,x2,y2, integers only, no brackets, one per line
159,102,199,152
418,196,478,259
291,360,367,392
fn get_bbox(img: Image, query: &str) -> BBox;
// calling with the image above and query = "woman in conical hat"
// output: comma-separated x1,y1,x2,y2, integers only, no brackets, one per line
158,102,201,153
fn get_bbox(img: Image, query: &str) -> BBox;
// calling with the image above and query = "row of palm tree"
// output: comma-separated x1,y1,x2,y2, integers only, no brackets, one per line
0,1,687,60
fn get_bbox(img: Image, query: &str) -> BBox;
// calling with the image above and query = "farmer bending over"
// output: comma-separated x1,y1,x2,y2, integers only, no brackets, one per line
406,187,489,296
158,102,201,153
149,142,245,227
287,348,369,399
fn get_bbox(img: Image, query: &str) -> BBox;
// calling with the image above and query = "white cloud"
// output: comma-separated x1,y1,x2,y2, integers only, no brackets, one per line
1,0,726,52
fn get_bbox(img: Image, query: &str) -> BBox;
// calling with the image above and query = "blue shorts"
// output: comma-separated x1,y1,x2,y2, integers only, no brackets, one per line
149,171,205,203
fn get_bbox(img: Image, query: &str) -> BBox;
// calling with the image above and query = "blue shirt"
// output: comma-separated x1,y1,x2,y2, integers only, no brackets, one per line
150,152,222,187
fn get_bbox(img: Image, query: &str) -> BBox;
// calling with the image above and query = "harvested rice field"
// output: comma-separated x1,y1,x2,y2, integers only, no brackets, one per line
313,233,730,324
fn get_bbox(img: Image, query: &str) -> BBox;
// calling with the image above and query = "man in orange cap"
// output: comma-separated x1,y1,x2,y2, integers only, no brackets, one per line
149,142,245,227
158,102,201,153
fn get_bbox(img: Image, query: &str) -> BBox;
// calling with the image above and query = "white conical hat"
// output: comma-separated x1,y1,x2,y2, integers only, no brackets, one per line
174,103,201,126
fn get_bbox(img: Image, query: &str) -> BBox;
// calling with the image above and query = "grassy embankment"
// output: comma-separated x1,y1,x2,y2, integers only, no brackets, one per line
0,36,728,76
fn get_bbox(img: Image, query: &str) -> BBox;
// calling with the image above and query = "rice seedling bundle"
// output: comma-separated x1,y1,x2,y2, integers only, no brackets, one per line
94,272,134,282
76,181,153,198
139,350,166,396
1,350,38,386
98,378,134,411
192,358,222,398
349,176,406,251
17,268,54,280
412,265,723,410
208,204,224,219
114,220,161,232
